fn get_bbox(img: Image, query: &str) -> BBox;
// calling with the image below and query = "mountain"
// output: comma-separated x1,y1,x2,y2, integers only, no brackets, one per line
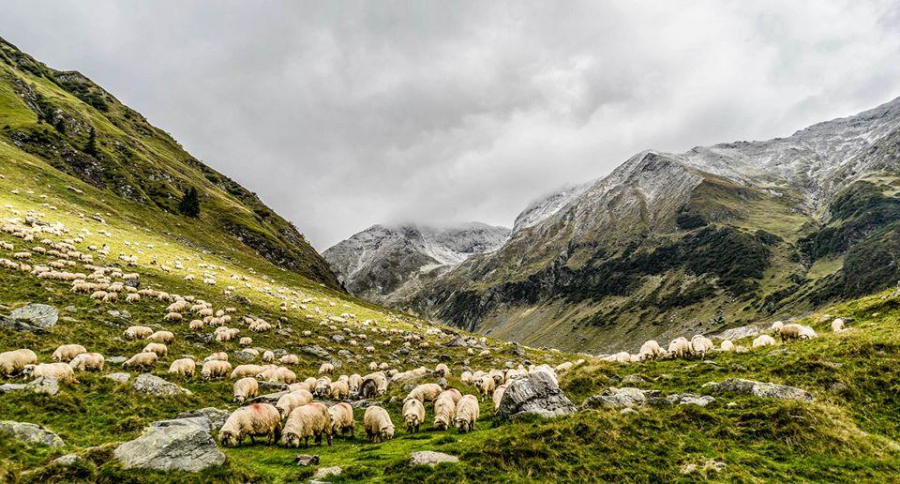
323,222,510,303
0,36,339,289
404,97,900,352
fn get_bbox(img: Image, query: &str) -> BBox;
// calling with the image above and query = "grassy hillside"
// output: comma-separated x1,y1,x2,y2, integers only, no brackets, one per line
0,36,338,288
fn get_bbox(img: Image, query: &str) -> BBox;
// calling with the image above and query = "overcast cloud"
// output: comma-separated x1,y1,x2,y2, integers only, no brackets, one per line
2,1,899,248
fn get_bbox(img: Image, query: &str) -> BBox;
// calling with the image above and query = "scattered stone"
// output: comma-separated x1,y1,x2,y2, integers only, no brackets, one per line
132,374,191,396
313,466,342,479
107,310,121,319
704,378,813,402
681,459,727,475
176,408,230,434
63,306,77,313
26,376,59,396
496,370,576,420
332,334,345,344
107,356,127,365
301,345,330,359
445,336,468,348
664,393,715,407
583,387,655,409
409,451,459,467
114,423,225,472
52,454,81,466
0,421,65,447
294,454,320,466
105,372,131,383
0,383,26,394
769,348,791,357
619,408,637,415
621,375,645,385
10,303,59,330
233,350,257,362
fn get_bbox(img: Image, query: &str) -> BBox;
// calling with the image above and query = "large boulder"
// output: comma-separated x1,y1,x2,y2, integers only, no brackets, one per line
114,424,225,472
663,393,716,407
176,408,230,434
0,383,26,394
10,303,59,330
409,451,459,467
132,374,191,396
0,421,65,447
582,387,653,409
301,345,330,359
496,370,576,420
704,378,813,402
27,376,59,396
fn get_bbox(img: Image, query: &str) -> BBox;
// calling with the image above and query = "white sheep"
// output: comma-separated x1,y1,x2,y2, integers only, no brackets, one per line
318,362,334,375
832,318,846,333
168,358,196,378
363,405,394,443
52,344,87,363
402,398,426,433
23,363,77,383
282,402,333,447
433,391,458,430
124,326,153,340
280,354,299,365
330,380,350,400
455,394,479,433
276,390,314,418
405,383,443,404
778,323,818,342
123,352,158,370
668,337,693,358
492,383,508,410
328,402,355,438
231,364,266,379
638,340,666,361
262,351,276,363
142,342,168,358
753,334,777,348
719,340,736,352
0,349,38,376
205,352,228,362
233,377,260,403
202,360,232,380
219,403,282,447
691,335,714,359
148,331,175,344
69,353,104,372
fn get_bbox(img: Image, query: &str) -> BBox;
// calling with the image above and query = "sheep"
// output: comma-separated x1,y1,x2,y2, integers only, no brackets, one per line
359,372,388,398
778,323,819,342
405,383,443,404
280,354,299,365
205,352,229,362
231,364,266,379
719,340,736,352
492,383,508,410
276,390,314,418
202,360,232,380
460,370,473,383
147,331,175,344
282,402,333,447
314,377,333,397
168,358,196,378
123,351,158,370
668,337,693,359
328,402,355,438
691,335,714,359
832,318,846,333
402,398,426,433
433,363,450,378
233,377,260,403
239,337,253,347
348,374,362,395
363,406,395,443
454,394,479,434
330,380,350,400
164,312,183,322
770,321,784,331
753,334,777,348
260,366,297,384
189,319,204,330
124,326,153,340
433,391,458,430
69,353,104,372
23,363,77,383
319,363,334,375
474,375,496,401
142,342,168,358
218,403,282,447
0,349,38,376
52,344,87,363
638,340,666,361
262,351,276,363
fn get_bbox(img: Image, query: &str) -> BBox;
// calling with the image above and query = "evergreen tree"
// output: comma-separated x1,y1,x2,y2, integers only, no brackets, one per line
178,187,201,218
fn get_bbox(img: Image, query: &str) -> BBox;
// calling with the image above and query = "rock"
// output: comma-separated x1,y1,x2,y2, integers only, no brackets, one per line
704,378,813,402
583,387,652,409
507,346,526,357
176,408,230,434
397,347,410,355
10,303,59,330
64,306,78,313
302,345,330,359
105,372,131,383
496,370,576,420
253,391,289,404
664,393,715,407
313,466,342,479
53,454,81,466
332,334,345,344
294,454,320,466
107,310,121,318
26,376,59,396
619,408,637,415
337,350,352,359
714,323,763,341
0,383,26,394
0,421,65,447
120,310,132,319
233,350,257,362
409,451,459,467
114,424,225,472
132,374,191,396
107,356,127,365
445,336,468,348
769,348,791,356
681,459,727,475
621,375,645,385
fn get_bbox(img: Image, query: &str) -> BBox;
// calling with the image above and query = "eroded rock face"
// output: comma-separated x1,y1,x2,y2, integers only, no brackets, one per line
0,421,64,447
176,408,230,434
10,303,59,330
114,424,225,472
704,378,813,402
496,370,576,420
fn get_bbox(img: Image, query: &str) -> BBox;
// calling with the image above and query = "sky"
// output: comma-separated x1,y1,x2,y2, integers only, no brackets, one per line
2,1,900,249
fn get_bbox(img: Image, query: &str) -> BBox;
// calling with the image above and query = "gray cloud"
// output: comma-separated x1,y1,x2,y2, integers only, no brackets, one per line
3,0,899,248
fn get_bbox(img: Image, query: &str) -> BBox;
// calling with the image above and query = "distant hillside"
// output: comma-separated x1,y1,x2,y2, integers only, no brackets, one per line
0,36,340,289
324,222,509,303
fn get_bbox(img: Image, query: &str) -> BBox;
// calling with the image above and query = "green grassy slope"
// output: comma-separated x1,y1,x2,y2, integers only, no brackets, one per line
0,36,338,288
